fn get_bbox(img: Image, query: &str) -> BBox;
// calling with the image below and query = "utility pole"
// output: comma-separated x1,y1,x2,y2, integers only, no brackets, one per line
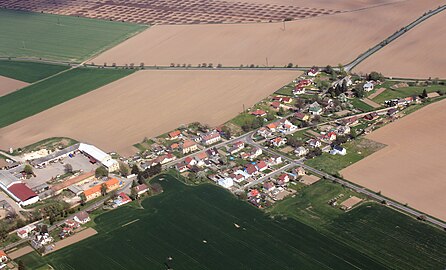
265,57,269,67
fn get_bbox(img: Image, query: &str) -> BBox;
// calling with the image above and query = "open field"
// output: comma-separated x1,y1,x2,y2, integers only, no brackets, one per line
91,0,442,67
305,138,386,176
0,70,299,156
0,9,147,62
14,175,385,269
270,180,446,270
0,0,343,25
46,228,97,254
19,175,446,270
0,60,69,83
0,75,28,96
0,68,134,128
341,99,446,221
355,11,446,79
372,83,446,104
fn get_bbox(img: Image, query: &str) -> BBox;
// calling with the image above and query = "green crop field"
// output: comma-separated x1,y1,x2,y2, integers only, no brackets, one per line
372,82,446,104
350,98,376,112
270,180,446,270
19,175,387,270
0,60,69,83
0,68,134,128
0,9,147,62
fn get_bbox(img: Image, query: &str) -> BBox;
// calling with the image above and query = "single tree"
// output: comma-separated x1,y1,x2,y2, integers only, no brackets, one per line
64,163,73,174
131,164,140,175
95,166,108,178
119,162,130,177
100,183,108,196
23,164,33,175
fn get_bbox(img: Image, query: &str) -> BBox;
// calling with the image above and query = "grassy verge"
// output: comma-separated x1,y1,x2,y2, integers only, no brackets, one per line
0,60,69,83
304,137,386,176
350,98,376,112
0,67,134,128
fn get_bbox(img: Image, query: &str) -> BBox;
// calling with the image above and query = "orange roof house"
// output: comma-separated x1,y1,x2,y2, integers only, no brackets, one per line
169,130,181,139
83,178,120,201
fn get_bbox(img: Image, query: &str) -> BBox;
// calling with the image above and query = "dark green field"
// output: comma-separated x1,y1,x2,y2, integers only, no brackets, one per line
19,175,446,270
0,60,69,83
20,175,387,270
0,68,134,128
0,9,147,62
270,181,446,270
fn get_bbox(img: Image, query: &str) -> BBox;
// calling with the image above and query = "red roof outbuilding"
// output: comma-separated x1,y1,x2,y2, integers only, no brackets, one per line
8,183,37,202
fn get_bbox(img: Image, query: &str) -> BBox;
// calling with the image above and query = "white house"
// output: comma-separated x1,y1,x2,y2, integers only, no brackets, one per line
295,146,308,157
74,211,91,224
308,139,322,148
309,102,322,115
307,67,320,77
363,81,374,92
330,145,347,156
218,178,234,189
201,132,221,145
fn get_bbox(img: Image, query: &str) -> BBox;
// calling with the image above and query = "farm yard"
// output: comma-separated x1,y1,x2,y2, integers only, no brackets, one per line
18,175,446,270
0,9,146,62
341,98,446,222
0,70,300,156
0,67,134,128
0,75,28,97
0,60,69,83
355,11,446,79
91,0,441,67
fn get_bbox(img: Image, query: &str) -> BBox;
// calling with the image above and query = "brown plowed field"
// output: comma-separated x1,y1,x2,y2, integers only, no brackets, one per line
91,0,442,67
0,75,29,96
0,70,300,156
341,99,446,222
354,11,446,79
0,0,341,25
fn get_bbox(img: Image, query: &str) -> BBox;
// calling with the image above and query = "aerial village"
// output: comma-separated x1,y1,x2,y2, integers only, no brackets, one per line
0,65,443,266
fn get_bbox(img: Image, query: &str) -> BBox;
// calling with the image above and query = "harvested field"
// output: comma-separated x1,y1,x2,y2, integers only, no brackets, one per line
362,98,380,108
7,245,33,260
92,0,442,67
341,99,446,221
0,0,343,25
46,228,97,254
300,174,320,185
0,70,300,156
0,75,28,97
355,11,446,79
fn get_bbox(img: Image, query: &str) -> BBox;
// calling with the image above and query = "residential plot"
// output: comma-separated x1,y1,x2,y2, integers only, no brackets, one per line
355,11,446,79
0,9,147,62
341,99,446,221
92,0,441,67
0,75,28,97
0,70,300,156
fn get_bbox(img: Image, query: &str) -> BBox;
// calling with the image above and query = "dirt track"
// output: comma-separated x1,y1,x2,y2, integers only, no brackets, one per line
355,11,446,79
46,228,97,254
0,75,28,97
91,0,441,68
341,99,446,222
0,70,300,156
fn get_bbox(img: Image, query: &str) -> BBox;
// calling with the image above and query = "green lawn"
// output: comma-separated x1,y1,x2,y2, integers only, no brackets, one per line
274,82,294,96
372,83,446,104
0,68,134,128
230,112,257,127
270,180,446,270
305,138,385,176
0,60,69,82
0,9,147,62
18,175,388,270
350,98,376,112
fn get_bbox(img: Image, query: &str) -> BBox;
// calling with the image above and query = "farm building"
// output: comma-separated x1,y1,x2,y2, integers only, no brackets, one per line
7,183,39,206
50,171,96,195
83,178,121,201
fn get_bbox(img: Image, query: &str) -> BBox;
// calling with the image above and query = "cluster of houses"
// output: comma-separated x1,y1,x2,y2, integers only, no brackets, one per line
247,167,307,208
257,118,297,138
175,147,221,173
293,78,313,95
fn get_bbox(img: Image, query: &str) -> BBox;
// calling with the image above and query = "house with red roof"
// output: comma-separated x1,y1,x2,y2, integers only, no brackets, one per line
0,250,8,263
307,67,320,77
201,132,221,145
168,130,181,140
270,137,287,147
263,181,275,192
293,86,306,95
270,101,281,109
250,109,267,117
181,140,198,154
256,160,268,172
245,164,258,176
294,112,309,122
7,183,39,206
175,162,188,173
249,189,260,197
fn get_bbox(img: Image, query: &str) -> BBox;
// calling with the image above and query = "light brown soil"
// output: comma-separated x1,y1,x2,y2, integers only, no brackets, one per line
301,175,320,185
341,99,446,221
368,88,386,99
7,245,33,259
362,98,381,108
355,11,446,79
91,0,441,67
0,75,28,97
0,70,300,156
222,0,399,10
46,228,97,254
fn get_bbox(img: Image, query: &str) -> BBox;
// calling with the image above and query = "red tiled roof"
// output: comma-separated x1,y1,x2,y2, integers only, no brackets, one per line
169,130,181,138
8,183,37,202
